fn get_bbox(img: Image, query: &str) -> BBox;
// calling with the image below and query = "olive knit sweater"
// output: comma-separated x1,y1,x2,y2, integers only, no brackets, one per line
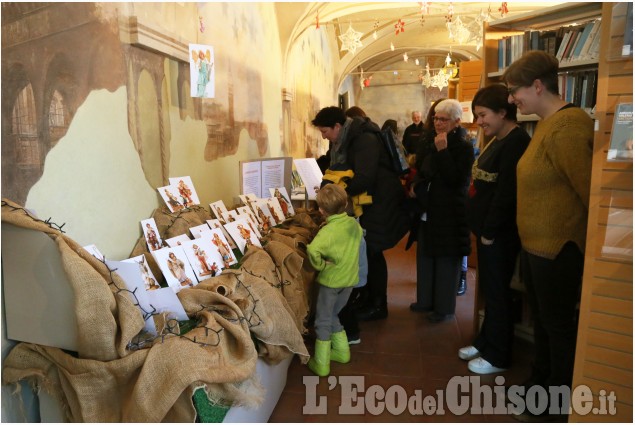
516,106,593,259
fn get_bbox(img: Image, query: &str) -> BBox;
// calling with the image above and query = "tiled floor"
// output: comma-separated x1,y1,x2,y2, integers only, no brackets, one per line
269,237,534,423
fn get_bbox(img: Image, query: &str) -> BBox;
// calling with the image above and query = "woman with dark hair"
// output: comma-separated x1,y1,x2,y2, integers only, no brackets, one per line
457,84,530,375
312,106,409,322
503,50,593,420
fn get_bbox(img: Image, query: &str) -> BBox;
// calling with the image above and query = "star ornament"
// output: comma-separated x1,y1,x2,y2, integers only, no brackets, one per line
339,24,363,54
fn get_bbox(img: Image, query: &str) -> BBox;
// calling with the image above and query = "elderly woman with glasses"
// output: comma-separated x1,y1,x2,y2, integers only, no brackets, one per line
408,99,474,323
502,50,593,420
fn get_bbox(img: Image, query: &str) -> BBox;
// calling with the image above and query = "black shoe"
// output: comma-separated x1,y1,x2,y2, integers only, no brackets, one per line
356,305,388,321
427,312,451,323
457,271,467,296
409,303,432,312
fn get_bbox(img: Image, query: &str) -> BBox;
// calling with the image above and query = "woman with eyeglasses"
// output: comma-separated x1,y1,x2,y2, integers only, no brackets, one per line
408,99,474,323
457,84,530,375
503,50,593,420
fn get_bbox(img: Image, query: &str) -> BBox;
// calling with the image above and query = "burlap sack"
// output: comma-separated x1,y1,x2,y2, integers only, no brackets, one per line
1,200,266,421
262,240,309,336
151,205,212,240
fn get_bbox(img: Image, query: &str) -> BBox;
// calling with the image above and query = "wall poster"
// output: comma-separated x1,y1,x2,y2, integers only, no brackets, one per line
189,43,215,98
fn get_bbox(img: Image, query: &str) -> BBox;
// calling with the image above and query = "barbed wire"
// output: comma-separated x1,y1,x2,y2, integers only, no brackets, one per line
2,200,67,233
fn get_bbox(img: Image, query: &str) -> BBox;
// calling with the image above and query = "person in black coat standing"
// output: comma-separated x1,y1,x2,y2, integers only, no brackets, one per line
402,110,424,155
312,106,409,322
409,99,474,323
458,84,530,374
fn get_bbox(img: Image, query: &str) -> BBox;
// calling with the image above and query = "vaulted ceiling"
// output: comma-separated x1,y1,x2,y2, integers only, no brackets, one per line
276,1,567,86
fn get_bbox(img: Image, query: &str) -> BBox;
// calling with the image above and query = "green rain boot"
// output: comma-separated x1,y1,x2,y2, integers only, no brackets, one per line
330,330,351,364
307,339,331,377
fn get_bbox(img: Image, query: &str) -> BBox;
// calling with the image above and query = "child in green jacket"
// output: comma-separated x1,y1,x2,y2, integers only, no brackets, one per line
306,184,363,376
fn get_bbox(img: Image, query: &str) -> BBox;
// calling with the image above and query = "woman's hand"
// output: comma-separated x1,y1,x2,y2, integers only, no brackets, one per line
434,132,448,151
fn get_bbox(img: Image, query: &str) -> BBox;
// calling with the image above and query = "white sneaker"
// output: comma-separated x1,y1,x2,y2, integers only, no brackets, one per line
468,357,507,375
458,345,480,361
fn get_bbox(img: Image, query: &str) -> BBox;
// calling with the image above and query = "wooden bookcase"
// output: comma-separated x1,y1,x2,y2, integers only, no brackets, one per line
482,2,602,131
475,3,610,344
570,2,633,422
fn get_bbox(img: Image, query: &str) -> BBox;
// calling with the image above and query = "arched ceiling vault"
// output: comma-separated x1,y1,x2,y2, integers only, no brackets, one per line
276,2,566,89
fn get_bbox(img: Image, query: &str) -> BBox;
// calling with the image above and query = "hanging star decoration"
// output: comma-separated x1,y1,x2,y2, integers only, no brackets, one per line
199,16,205,33
446,2,454,23
419,1,431,15
315,12,320,29
339,24,363,54
390,42,395,51
420,63,433,87
499,2,509,17
373,19,379,39
360,68,365,89
415,58,420,66
394,19,405,35
403,53,409,62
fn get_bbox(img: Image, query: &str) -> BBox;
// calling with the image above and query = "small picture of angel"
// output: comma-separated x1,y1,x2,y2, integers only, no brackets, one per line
190,44,215,98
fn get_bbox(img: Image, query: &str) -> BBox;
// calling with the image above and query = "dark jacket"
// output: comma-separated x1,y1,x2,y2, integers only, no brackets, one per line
402,122,426,155
468,126,530,239
331,117,409,251
414,125,474,257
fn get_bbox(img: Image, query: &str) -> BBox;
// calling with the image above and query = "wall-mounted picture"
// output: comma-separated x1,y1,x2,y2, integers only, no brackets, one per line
158,185,186,213
189,43,214,98
165,234,191,248
199,228,238,269
206,219,237,249
269,186,295,218
225,218,262,255
141,218,163,251
123,254,162,291
189,223,211,239
152,246,198,292
168,176,200,207
209,200,229,223
179,238,224,281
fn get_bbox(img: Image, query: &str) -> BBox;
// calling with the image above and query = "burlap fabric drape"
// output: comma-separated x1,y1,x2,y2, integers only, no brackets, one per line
1,199,313,422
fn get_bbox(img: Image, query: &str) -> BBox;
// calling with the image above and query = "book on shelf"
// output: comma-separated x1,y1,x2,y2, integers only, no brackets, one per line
579,20,601,60
555,30,573,61
607,103,633,161
570,22,594,61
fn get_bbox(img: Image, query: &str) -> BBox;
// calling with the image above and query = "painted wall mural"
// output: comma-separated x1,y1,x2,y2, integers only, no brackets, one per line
1,2,339,260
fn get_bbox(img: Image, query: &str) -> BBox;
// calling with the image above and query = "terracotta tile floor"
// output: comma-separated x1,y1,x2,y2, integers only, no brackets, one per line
269,237,534,423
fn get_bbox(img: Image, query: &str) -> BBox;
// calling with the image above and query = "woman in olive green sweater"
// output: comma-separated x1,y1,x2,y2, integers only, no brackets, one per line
306,184,363,377
503,51,593,421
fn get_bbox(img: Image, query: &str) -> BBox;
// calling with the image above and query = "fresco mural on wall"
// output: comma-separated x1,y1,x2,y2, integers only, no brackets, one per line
285,24,338,160
2,2,343,261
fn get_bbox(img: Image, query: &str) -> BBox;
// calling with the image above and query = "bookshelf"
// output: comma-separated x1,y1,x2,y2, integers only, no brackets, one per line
570,3,633,422
476,3,604,342
483,2,602,117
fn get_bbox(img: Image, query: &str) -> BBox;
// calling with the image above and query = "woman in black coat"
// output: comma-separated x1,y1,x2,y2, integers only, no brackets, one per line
409,99,474,322
312,107,409,322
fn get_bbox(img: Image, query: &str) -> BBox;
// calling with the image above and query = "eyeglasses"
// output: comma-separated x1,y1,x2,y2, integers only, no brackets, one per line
507,85,524,96
433,116,451,123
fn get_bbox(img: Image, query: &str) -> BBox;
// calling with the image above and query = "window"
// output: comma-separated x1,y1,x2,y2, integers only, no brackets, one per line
48,90,68,146
11,84,39,166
